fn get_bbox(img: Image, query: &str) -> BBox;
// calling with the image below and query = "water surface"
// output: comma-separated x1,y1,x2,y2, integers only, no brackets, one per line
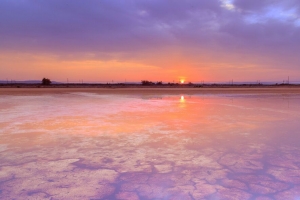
1,91,300,199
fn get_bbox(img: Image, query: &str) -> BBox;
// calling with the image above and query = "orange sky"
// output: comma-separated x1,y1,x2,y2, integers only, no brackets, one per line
0,50,297,83
1,1,300,83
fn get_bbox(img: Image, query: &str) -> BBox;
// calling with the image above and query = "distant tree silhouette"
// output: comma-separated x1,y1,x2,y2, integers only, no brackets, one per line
141,80,154,85
42,78,51,85
156,81,163,85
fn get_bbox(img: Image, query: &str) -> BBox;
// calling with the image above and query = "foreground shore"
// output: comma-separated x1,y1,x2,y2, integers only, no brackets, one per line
1,86,300,95
1,90,300,199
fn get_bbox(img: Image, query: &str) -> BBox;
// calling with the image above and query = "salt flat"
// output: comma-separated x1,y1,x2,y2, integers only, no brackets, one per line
1,89,300,199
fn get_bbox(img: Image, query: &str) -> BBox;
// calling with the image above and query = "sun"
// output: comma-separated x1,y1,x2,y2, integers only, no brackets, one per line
180,79,185,84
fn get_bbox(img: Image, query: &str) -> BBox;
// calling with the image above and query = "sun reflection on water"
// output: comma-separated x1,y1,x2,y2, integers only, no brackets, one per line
180,95,185,102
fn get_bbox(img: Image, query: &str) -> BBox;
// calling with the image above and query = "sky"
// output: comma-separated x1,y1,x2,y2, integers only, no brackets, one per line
0,0,300,83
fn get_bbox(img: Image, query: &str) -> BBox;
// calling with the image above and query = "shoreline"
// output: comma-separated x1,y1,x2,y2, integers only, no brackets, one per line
2,86,300,95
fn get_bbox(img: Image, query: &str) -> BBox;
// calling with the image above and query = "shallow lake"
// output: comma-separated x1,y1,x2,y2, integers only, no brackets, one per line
1,91,300,199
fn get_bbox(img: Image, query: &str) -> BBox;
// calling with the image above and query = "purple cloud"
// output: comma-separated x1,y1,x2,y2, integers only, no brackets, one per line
0,0,300,72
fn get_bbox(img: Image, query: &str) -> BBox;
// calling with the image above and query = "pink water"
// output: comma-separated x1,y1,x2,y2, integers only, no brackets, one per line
1,92,300,199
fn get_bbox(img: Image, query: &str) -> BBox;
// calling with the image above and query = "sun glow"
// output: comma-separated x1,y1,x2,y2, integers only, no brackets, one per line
180,79,185,84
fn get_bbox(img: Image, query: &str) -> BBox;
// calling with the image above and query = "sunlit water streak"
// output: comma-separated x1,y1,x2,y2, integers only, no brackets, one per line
1,92,300,199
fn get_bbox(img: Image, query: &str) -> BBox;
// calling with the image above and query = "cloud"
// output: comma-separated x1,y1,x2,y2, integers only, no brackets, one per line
234,0,300,12
0,0,223,53
0,0,300,80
